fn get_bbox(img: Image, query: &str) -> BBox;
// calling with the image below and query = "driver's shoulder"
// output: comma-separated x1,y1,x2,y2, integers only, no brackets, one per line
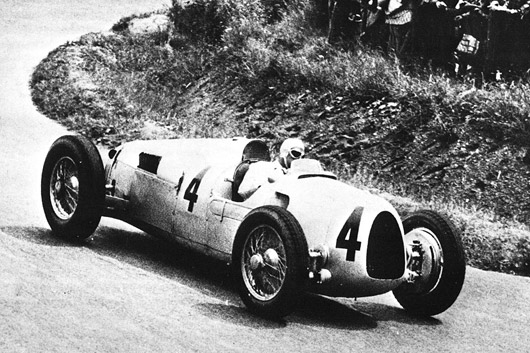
251,160,281,170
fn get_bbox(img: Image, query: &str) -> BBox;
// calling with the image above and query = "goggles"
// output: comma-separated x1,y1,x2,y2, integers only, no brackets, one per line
289,149,304,159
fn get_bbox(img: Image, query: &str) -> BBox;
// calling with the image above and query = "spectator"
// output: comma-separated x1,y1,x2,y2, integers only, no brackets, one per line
484,0,530,75
489,0,530,14
415,0,478,73
361,0,390,50
328,0,363,47
378,0,422,61
454,0,490,83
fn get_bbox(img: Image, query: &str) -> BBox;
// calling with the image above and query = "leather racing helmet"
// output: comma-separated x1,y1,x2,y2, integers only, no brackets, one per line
279,138,305,168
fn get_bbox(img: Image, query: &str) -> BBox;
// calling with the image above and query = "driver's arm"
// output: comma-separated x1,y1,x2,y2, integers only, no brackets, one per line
237,162,269,200
238,161,284,200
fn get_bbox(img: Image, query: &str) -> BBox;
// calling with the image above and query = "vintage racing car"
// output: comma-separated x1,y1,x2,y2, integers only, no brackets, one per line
41,135,466,318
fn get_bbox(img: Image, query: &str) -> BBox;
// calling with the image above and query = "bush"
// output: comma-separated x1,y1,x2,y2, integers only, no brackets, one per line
171,0,228,44
170,0,304,45
170,0,266,44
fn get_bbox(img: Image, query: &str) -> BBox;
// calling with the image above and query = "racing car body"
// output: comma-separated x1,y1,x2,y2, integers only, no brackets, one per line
41,135,466,318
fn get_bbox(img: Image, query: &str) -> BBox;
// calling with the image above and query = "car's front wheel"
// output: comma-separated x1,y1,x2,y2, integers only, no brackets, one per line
393,210,466,316
233,206,309,318
41,135,105,241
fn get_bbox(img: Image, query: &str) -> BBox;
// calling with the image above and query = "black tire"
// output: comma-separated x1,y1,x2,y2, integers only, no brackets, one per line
41,135,105,241
232,206,309,318
393,210,466,316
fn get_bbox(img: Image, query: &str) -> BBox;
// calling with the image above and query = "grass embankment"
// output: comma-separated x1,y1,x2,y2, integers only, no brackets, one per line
30,0,530,275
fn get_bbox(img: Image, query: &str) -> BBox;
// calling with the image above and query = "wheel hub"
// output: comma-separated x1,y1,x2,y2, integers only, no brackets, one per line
263,248,279,267
70,176,79,190
249,248,280,270
250,253,264,270
403,227,444,294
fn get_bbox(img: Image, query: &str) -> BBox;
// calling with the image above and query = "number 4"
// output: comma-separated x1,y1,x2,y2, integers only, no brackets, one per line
336,207,363,261
183,167,210,212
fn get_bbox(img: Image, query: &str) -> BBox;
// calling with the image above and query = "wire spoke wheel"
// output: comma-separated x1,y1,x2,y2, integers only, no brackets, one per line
50,156,80,220
41,135,105,240
242,225,287,301
233,206,308,318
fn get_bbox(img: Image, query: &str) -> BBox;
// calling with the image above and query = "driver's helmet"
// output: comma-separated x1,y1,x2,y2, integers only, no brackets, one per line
279,138,305,167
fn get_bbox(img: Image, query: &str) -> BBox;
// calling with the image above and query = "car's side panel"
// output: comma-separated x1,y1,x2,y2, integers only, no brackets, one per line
205,166,293,257
128,168,178,234
172,163,224,247
104,138,268,259
207,199,249,257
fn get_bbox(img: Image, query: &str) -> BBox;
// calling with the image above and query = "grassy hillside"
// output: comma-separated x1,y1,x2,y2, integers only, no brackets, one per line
30,0,530,275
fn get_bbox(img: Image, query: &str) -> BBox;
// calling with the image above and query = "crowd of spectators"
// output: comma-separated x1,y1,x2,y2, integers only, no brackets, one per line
325,0,530,82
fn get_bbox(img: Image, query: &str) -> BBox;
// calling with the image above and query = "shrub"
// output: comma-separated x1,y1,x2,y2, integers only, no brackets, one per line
171,0,229,44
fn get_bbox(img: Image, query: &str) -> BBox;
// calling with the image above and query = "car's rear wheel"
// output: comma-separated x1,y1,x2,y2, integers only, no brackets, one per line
233,206,309,318
41,135,105,241
393,210,466,316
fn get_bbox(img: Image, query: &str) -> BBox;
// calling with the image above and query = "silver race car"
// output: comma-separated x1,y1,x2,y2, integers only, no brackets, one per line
41,135,466,318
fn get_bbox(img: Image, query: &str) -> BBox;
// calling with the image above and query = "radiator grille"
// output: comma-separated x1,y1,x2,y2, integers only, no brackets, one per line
366,211,405,279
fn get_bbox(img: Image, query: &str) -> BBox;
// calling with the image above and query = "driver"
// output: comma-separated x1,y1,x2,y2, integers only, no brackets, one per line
238,138,305,200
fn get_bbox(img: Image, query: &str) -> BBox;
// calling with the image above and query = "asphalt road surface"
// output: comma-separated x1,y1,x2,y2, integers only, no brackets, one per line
1,1,529,352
